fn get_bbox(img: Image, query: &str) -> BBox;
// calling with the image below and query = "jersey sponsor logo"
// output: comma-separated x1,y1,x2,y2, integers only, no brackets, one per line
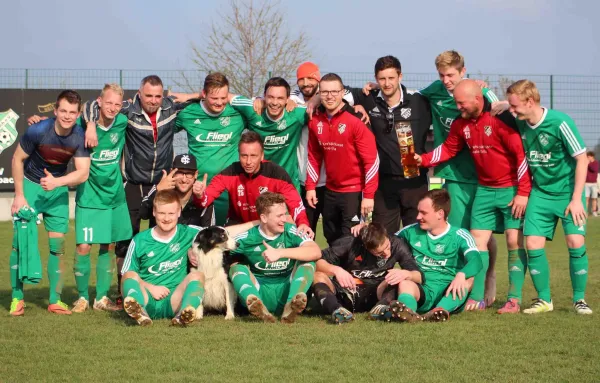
147,251,155,258
376,258,387,267
338,123,346,134
528,151,552,163
220,117,231,127
254,259,290,271
484,126,492,137
277,120,287,130
148,257,184,275
400,108,411,119
93,149,119,161
109,133,119,144
372,106,380,113
439,117,454,131
237,184,245,197
538,133,549,146
352,269,386,279
0,109,19,155
194,119,201,124
317,121,323,134
258,186,268,194
170,243,181,253
264,133,289,146
463,126,471,139
422,255,447,267
435,244,445,254
195,132,234,143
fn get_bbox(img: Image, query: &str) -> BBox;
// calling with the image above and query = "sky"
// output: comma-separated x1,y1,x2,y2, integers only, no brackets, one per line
3,0,599,75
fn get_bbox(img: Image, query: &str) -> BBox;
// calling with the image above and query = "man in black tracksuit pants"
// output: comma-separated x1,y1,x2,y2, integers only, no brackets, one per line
345,56,431,234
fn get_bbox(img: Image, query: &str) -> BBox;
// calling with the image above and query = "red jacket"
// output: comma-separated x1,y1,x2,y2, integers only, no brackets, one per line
306,103,379,198
194,160,310,226
421,111,531,196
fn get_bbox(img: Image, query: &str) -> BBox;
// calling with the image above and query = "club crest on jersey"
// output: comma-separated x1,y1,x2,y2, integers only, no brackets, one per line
317,121,323,134
435,244,445,254
377,258,387,267
538,133,549,146
258,186,268,194
400,108,411,119
170,243,181,253
484,126,492,136
338,123,346,134
237,184,245,197
0,109,19,155
463,126,471,139
277,119,287,130
220,117,231,127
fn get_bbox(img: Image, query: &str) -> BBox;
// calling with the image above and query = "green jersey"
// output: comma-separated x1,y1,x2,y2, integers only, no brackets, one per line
396,223,480,285
122,224,202,289
517,108,585,197
230,96,307,191
232,223,311,280
175,102,246,181
75,114,127,208
418,80,499,183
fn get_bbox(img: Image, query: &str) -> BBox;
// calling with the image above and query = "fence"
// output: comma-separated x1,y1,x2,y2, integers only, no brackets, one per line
1,69,599,150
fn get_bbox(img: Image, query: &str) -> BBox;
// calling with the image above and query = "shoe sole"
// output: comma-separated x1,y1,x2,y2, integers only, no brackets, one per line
247,296,276,323
281,293,308,324
424,309,450,322
124,298,152,326
332,310,354,324
523,308,553,314
47,305,72,315
388,301,423,323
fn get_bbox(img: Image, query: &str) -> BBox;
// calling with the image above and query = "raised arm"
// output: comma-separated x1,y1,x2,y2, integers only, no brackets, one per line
418,120,465,167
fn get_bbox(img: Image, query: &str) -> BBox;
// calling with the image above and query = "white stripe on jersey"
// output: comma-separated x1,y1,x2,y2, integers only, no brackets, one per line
485,90,500,103
457,229,478,251
431,146,442,164
559,121,584,156
234,232,249,241
306,162,319,182
394,222,418,236
365,155,380,184
122,239,136,273
517,158,528,181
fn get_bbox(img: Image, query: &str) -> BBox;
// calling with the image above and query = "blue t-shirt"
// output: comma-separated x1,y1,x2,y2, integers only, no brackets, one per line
20,118,89,183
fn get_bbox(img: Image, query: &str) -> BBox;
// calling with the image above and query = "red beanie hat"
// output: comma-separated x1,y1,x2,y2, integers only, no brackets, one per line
296,62,321,82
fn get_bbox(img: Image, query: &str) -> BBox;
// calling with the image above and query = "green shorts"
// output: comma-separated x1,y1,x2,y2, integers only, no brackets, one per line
252,276,291,316
23,177,69,233
523,190,586,240
471,186,522,233
443,180,477,230
145,288,175,320
75,202,132,244
417,282,468,314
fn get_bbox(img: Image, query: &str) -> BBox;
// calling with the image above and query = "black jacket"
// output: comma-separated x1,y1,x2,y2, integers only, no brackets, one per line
347,85,431,182
139,185,213,227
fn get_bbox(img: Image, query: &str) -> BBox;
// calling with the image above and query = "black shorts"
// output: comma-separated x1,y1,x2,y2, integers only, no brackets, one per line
332,278,380,313
373,175,428,234
301,184,326,236
322,189,362,245
115,182,156,258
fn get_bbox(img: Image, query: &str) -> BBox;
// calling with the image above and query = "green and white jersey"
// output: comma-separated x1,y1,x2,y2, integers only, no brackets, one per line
175,102,247,181
230,96,308,191
122,224,202,289
517,108,585,197
231,222,311,280
418,80,499,183
396,223,479,285
75,114,127,208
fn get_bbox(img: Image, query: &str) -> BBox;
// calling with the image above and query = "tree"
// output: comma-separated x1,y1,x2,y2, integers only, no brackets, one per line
184,0,311,96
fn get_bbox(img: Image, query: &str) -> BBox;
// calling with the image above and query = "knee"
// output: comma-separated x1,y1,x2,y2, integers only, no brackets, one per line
505,230,519,249
313,271,329,284
122,271,139,281
566,235,585,250
398,280,417,294
525,236,545,251
76,243,92,254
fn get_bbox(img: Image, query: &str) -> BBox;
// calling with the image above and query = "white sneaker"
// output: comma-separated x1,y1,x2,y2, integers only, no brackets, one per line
574,300,593,315
72,297,89,313
523,298,553,314
93,296,120,312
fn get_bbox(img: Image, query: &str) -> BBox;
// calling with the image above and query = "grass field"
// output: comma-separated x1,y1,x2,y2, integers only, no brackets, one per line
1,219,599,382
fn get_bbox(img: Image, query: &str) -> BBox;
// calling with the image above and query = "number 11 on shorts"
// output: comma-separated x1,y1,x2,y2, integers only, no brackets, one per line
83,227,93,242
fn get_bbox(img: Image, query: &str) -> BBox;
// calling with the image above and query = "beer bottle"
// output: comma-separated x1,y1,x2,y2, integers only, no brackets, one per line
395,122,420,178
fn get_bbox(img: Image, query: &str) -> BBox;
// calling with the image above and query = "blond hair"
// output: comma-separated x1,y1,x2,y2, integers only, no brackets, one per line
435,50,465,71
153,189,181,208
100,83,124,98
506,80,541,104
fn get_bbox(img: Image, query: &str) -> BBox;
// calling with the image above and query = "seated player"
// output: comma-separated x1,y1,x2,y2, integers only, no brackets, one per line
228,192,321,323
120,189,255,326
313,222,422,324
390,189,483,322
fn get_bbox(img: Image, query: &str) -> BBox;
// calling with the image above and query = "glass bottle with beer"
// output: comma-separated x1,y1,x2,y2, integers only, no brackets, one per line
395,122,420,178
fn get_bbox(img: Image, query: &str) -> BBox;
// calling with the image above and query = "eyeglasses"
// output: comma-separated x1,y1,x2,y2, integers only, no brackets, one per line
385,112,395,133
320,89,344,97
175,172,196,179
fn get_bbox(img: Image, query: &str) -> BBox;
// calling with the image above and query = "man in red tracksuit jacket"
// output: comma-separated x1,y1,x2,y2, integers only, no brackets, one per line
306,73,379,245
416,79,532,314
193,131,313,238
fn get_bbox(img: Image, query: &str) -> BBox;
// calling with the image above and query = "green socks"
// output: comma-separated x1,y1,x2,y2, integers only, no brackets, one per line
568,246,588,302
74,252,91,300
398,293,418,312
123,278,145,306
507,249,528,303
10,248,24,300
181,280,205,309
286,262,316,303
470,250,489,301
229,264,260,305
96,248,113,299
527,248,551,302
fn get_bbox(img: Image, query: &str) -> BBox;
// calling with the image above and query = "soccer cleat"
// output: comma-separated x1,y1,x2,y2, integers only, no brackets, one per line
465,298,486,311
72,297,89,313
368,304,392,321
123,297,152,326
523,298,553,314
171,305,197,327
48,300,72,315
388,300,423,323
93,296,121,312
331,307,354,324
281,293,308,324
246,295,275,323
423,307,450,322
10,298,24,317
497,298,520,314
573,300,593,315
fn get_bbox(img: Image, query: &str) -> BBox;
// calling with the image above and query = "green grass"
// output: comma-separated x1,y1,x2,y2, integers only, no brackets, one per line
1,220,599,382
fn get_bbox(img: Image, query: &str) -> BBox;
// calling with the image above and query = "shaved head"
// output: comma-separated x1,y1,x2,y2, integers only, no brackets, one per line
454,79,484,120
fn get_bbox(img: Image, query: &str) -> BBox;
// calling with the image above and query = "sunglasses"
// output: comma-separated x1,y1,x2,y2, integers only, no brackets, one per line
385,112,395,134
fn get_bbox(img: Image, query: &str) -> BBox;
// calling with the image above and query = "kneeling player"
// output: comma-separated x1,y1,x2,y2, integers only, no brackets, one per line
313,222,422,324
228,192,321,323
390,189,482,322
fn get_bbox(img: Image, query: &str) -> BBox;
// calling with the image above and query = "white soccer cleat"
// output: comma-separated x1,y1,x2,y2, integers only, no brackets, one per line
573,300,593,315
93,296,120,312
123,297,152,326
72,297,89,313
523,298,553,314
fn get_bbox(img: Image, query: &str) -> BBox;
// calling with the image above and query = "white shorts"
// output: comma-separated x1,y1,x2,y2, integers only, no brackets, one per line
585,183,598,198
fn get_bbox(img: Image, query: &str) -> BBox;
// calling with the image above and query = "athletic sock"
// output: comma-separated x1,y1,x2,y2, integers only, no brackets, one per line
507,249,527,303
527,248,551,302
95,248,112,299
313,282,342,314
74,251,91,300
180,280,205,309
10,248,24,300
568,246,588,302
122,278,145,307
397,293,418,312
48,237,65,304
437,291,469,313
286,262,316,303
470,250,489,301
229,264,260,305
